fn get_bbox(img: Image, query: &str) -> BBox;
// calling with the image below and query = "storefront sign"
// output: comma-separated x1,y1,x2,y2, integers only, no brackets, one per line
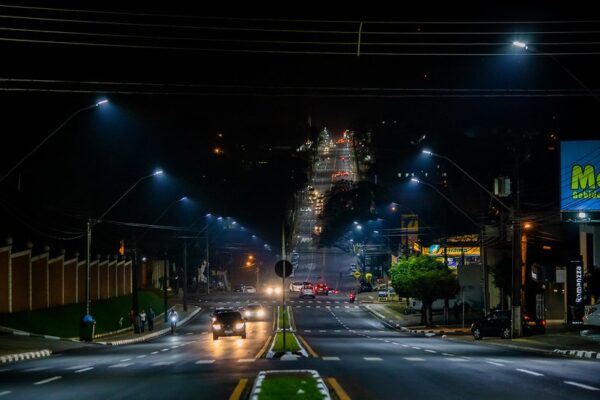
561,141,600,212
567,258,584,324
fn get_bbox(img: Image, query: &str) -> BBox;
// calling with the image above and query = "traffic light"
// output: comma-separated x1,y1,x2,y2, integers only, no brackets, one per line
118,240,125,256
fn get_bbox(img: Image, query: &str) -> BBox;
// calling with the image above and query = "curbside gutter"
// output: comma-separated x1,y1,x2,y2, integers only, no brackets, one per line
0,349,52,364
97,306,202,346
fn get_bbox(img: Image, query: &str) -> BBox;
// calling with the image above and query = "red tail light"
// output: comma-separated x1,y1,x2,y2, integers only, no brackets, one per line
541,320,546,326
523,315,530,321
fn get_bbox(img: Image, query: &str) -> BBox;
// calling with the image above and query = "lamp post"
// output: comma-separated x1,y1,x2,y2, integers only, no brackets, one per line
1,99,109,185
421,149,519,333
86,169,164,317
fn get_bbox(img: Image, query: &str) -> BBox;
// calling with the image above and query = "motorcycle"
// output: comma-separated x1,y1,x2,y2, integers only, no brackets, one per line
170,315,178,334
349,293,356,304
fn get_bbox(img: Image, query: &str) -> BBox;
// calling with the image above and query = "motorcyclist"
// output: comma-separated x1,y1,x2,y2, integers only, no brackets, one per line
349,289,356,303
168,309,179,334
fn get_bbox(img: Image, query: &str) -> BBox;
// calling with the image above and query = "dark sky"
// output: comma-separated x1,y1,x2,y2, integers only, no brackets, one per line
1,2,599,254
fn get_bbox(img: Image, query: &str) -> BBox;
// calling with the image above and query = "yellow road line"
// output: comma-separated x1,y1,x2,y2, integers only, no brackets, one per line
255,335,272,359
327,377,351,400
297,335,318,358
229,378,248,400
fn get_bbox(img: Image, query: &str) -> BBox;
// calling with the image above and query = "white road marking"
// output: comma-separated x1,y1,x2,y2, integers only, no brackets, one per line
161,349,169,352
186,332,193,335
65,365,91,370
0,369,11,372
34,376,62,385
136,355,147,359
486,361,504,367
441,353,454,356
0,391,11,396
487,358,510,363
24,367,49,372
120,358,131,362
401,344,409,348
404,357,425,361
319,330,326,332
446,358,468,362
238,359,256,363
334,330,341,332
384,340,391,343
304,330,312,332
563,381,599,391
363,357,383,361
151,351,159,355
424,349,436,353
152,361,174,366
322,357,340,361
75,367,94,373
109,363,134,368
516,369,544,377
195,360,215,364
412,347,421,350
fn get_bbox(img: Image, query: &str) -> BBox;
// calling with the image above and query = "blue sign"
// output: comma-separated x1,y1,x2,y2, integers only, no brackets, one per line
560,141,600,212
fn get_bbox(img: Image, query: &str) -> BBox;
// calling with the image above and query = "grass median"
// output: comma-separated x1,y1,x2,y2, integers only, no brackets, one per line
272,331,301,352
0,290,165,338
258,373,323,400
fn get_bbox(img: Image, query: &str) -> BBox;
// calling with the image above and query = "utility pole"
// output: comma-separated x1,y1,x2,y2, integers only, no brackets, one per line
163,253,168,322
132,244,139,332
183,241,188,312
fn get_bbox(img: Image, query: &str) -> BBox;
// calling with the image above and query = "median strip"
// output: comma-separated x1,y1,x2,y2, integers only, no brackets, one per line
250,370,331,399
228,378,248,400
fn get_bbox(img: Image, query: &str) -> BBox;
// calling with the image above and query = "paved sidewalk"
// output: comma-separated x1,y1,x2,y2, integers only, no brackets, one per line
363,301,600,359
0,304,201,362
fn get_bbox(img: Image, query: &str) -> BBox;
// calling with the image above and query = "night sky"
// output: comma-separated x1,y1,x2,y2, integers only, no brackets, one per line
1,3,599,257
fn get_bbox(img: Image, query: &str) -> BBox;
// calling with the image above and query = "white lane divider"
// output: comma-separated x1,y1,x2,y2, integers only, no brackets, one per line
322,357,340,361
363,357,383,361
334,330,341,332
109,363,134,368
487,358,510,363
34,376,62,385
75,367,94,373
152,361,174,366
516,369,544,377
137,355,146,359
486,361,504,367
0,391,11,396
65,365,90,370
319,330,326,333
161,349,169,352
445,358,468,362
304,330,312,333
403,357,425,361
441,353,454,356
120,358,131,362
412,347,421,350
563,381,599,391
24,367,49,372
151,351,158,355
424,350,436,353
195,360,215,364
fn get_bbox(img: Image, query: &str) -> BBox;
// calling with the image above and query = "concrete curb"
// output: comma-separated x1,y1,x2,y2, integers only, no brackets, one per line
97,306,202,346
0,325,82,343
250,370,330,400
0,349,52,364
553,349,600,360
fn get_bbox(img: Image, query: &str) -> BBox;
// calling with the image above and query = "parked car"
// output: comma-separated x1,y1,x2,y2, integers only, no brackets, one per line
242,304,266,321
232,284,244,293
299,287,315,299
243,285,256,293
471,310,546,340
212,311,246,340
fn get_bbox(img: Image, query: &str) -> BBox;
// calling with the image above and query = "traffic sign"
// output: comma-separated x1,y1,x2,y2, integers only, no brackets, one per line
365,272,373,282
353,270,362,279
275,260,293,278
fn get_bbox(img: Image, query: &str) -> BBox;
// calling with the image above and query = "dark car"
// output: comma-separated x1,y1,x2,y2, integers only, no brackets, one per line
232,284,244,293
471,310,546,340
358,282,372,293
212,311,246,340
315,283,329,295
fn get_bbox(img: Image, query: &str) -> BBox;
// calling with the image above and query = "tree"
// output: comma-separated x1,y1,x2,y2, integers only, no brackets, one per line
390,255,459,326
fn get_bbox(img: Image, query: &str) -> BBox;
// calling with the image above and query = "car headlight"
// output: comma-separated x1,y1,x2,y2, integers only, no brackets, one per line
257,310,265,317
212,324,221,330
245,311,251,317
235,323,245,330
275,287,282,295
266,287,274,295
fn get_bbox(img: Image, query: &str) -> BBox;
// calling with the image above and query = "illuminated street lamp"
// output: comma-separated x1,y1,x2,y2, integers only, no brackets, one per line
0,99,110,184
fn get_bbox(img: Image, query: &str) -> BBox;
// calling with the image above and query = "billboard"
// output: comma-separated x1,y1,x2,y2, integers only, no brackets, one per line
560,140,600,212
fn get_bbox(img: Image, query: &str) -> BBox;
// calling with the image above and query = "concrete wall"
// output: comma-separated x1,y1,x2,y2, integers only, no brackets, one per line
0,245,133,314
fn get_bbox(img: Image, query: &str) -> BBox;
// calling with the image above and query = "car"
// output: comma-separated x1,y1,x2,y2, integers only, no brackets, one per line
242,304,266,321
265,285,282,296
289,281,303,292
315,283,329,295
299,287,315,299
358,282,372,293
210,307,235,322
243,285,256,293
212,310,246,340
232,284,244,293
471,310,546,340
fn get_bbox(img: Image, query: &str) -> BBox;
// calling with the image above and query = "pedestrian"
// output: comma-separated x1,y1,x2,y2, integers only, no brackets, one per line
135,313,142,333
139,309,147,333
148,308,155,332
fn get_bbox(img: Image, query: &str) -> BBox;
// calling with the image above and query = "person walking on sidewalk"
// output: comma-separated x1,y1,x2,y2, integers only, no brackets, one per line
139,309,147,333
147,308,155,332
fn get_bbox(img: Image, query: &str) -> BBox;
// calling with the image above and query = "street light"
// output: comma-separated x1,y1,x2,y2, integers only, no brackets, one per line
422,149,521,335
85,168,164,316
0,99,109,184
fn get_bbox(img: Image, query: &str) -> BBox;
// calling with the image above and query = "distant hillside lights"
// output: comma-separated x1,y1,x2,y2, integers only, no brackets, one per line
571,164,600,199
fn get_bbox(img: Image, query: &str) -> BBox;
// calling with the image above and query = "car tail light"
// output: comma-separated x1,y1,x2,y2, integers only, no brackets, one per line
541,320,546,326
523,314,530,321
212,324,221,330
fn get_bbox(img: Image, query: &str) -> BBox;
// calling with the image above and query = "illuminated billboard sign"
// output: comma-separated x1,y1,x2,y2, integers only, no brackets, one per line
560,140,600,212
